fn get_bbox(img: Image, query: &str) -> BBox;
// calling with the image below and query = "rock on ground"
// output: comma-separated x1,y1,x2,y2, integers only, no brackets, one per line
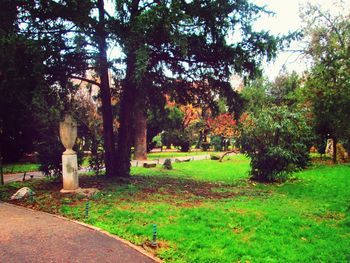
10,187,35,200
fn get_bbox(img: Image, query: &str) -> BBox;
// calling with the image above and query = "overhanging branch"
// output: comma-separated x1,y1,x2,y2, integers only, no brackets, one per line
69,75,100,87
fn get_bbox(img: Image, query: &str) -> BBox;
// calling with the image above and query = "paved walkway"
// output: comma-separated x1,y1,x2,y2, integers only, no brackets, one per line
0,202,157,263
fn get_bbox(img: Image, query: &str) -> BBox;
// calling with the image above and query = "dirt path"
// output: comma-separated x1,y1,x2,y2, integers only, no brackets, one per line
0,202,157,263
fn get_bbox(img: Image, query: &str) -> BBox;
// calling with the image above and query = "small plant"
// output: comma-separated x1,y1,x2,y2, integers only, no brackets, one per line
163,159,172,170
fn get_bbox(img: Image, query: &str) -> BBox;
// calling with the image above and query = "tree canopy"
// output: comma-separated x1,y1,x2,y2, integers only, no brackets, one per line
302,2,350,161
2,0,285,178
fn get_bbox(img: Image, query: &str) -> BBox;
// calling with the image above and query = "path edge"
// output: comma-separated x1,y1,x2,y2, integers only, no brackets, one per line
0,201,163,263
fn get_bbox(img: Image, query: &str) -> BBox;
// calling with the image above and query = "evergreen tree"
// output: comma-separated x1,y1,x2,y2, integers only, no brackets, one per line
113,0,283,177
5,0,285,178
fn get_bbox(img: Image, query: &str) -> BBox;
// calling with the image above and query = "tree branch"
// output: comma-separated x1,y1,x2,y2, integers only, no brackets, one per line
139,1,158,12
69,75,100,87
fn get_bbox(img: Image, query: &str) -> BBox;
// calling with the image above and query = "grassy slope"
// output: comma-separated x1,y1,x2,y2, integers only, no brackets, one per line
60,156,350,262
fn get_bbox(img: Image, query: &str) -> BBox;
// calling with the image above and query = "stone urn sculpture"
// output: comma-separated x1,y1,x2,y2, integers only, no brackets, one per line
59,114,79,192
59,115,77,155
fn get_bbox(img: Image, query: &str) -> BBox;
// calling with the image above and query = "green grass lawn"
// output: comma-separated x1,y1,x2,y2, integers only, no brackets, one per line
3,163,40,174
1,155,349,262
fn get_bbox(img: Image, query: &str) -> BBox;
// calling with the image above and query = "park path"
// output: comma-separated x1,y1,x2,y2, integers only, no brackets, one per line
130,154,210,167
0,202,158,263
3,154,211,184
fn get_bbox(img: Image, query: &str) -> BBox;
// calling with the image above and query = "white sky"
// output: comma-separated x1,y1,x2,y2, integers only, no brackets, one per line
253,0,350,80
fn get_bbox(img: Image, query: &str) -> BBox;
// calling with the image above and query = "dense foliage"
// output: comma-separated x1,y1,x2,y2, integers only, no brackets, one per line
160,105,200,152
207,113,237,151
238,107,312,182
302,2,350,162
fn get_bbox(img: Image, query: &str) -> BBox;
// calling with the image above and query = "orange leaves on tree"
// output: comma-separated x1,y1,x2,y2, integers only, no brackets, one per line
207,113,238,138
180,104,201,129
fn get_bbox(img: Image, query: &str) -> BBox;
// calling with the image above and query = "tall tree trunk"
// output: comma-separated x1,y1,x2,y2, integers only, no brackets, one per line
332,137,337,164
134,105,147,160
220,136,225,151
115,54,137,178
115,0,143,177
96,0,117,177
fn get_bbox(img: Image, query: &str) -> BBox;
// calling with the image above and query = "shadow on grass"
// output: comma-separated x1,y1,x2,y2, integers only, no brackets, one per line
128,175,270,200
1,173,271,214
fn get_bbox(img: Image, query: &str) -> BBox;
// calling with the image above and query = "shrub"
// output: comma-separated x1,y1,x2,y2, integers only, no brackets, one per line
89,137,104,175
163,159,172,170
201,142,211,151
161,129,196,152
309,146,318,153
238,106,312,182
210,136,223,151
336,143,348,162
36,124,84,176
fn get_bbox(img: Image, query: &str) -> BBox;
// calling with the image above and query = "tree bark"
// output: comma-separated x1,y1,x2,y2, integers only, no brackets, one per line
115,53,137,178
96,0,117,177
0,151,4,185
332,137,337,164
134,105,147,160
115,0,142,178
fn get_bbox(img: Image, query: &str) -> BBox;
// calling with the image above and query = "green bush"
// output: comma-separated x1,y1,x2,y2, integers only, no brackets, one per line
88,137,104,175
36,129,84,176
34,108,84,176
238,106,312,182
210,136,223,151
161,129,195,152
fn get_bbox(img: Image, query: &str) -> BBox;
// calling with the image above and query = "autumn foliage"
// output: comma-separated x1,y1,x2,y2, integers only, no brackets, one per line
180,104,201,129
207,113,238,138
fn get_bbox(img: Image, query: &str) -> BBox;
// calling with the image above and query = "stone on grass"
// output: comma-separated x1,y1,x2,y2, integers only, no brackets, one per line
210,155,220,160
163,159,173,170
10,187,35,200
143,163,157,168
175,158,191,163
74,188,100,197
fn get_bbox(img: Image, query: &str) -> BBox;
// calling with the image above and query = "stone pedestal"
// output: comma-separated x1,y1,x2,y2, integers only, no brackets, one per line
61,154,79,192
59,114,79,193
